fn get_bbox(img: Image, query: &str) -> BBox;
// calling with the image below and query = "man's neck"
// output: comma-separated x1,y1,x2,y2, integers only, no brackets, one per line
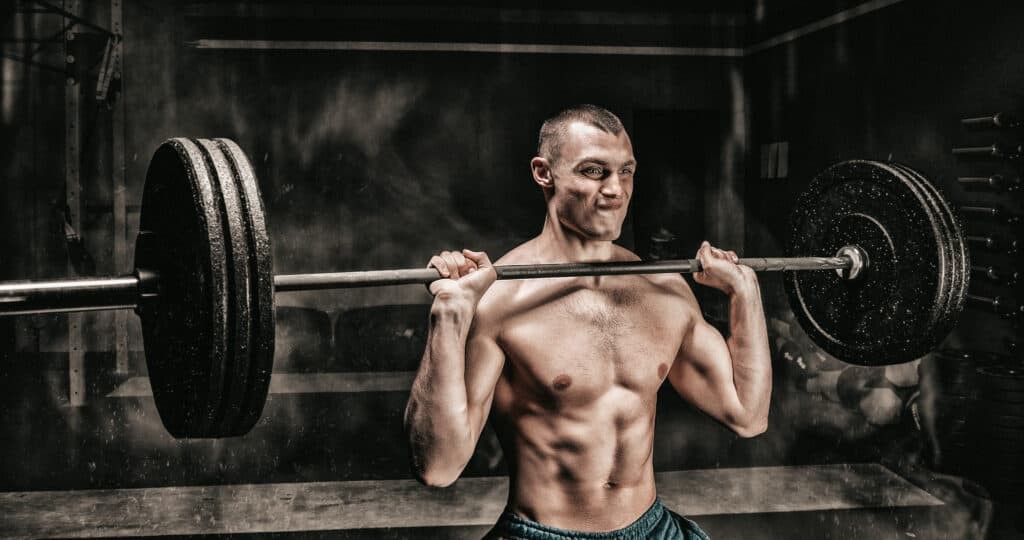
535,214,617,263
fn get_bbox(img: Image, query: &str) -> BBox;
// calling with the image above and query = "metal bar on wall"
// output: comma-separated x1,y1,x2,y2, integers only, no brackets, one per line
64,0,84,406
190,0,908,59
110,0,128,374
188,40,744,57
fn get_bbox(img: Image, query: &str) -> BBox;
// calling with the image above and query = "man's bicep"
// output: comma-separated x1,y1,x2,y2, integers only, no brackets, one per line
464,329,505,435
668,317,746,427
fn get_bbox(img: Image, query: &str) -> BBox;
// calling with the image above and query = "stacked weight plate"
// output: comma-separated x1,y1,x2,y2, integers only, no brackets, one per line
786,160,969,365
968,363,1024,499
136,138,275,438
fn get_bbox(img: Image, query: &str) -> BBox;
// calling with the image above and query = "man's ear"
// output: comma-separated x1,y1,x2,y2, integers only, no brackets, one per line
531,157,554,189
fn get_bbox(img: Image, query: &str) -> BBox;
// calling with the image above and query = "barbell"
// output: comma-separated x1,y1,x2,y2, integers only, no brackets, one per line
0,138,970,438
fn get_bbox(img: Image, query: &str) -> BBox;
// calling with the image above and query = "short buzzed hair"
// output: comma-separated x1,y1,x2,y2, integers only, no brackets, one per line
537,104,625,164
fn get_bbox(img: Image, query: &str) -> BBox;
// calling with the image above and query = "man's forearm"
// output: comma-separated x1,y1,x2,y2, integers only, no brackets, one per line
726,278,772,426
405,301,476,482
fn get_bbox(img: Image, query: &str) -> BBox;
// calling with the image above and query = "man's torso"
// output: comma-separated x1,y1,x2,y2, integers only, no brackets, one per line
477,243,696,531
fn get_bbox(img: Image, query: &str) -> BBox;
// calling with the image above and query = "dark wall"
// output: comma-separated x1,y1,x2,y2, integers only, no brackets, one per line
6,0,1017,499
1,2,746,491
745,0,1024,352
123,3,743,315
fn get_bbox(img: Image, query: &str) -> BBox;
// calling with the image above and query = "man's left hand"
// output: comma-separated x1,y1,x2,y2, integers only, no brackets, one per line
693,241,756,294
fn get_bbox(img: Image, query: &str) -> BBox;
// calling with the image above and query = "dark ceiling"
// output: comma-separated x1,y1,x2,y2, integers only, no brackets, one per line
180,0,880,49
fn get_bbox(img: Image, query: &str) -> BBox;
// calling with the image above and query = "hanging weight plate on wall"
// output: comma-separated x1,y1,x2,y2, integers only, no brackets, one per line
786,160,967,365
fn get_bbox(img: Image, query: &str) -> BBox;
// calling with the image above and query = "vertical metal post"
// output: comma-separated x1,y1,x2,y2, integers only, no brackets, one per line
110,0,128,374
64,0,84,406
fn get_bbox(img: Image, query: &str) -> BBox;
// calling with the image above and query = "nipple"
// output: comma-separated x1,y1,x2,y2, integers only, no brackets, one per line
552,374,573,391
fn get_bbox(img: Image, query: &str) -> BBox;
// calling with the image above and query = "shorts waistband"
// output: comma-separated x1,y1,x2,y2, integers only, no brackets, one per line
493,497,667,540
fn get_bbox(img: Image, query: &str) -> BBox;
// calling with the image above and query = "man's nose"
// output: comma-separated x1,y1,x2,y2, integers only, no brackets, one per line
601,173,625,198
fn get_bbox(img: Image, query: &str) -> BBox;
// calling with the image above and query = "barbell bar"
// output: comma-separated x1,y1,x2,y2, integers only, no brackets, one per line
0,253,859,316
0,138,969,438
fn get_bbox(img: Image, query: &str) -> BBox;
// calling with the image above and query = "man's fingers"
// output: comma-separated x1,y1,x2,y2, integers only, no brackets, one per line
441,251,461,279
463,249,493,269
427,255,449,277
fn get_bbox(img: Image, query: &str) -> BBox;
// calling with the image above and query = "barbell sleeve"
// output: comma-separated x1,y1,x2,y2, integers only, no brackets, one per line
0,275,139,315
0,252,858,315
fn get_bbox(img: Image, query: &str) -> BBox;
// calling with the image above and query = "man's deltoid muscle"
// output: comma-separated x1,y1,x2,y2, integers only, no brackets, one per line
404,104,772,539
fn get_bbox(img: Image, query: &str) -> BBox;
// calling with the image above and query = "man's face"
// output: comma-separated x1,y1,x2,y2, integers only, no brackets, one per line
548,122,636,241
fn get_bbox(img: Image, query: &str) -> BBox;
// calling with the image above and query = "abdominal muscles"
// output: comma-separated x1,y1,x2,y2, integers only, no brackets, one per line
491,375,660,527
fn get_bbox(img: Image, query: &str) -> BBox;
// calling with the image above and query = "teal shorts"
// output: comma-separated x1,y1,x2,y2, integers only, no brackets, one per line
485,498,710,540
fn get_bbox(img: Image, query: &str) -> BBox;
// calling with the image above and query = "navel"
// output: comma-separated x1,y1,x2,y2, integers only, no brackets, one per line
552,374,573,391
657,363,669,379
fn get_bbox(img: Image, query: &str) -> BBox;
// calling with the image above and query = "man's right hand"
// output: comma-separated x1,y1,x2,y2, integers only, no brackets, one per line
426,249,497,307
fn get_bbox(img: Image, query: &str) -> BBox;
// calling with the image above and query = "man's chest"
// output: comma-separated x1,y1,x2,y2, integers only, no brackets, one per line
496,283,688,397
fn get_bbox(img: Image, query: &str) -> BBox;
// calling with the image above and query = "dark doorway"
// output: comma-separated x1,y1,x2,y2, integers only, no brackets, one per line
630,110,719,261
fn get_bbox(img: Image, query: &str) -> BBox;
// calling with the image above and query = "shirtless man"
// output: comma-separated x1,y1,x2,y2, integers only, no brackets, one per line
404,105,771,539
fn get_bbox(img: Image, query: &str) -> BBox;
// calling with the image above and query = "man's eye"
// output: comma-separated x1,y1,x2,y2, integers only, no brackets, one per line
621,168,634,175
583,167,604,177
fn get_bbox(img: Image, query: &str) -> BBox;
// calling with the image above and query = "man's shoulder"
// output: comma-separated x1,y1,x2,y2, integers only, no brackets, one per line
610,243,642,262
492,239,538,266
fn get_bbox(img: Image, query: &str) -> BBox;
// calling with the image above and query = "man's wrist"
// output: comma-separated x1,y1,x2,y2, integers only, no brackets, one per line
430,296,476,324
726,273,760,297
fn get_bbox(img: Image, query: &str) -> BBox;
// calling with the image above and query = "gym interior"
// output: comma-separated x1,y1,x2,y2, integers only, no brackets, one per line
1,1,1022,538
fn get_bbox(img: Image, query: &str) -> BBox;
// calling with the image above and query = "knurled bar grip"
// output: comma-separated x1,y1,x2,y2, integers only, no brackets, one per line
0,255,853,315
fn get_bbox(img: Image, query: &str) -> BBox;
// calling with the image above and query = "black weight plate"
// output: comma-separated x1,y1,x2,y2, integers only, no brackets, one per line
850,162,959,352
884,165,955,334
217,138,275,436
889,164,969,337
137,139,231,438
867,163,957,348
195,139,254,437
786,160,953,364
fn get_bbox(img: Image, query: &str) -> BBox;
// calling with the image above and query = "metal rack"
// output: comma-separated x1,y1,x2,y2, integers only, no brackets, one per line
3,0,127,405
953,112,1023,350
